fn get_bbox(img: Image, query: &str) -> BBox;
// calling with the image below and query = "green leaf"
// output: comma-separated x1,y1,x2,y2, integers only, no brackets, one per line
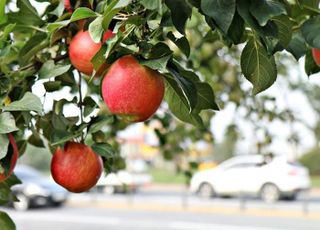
0,183,11,205
2,92,43,114
56,73,76,86
140,42,173,72
43,81,62,92
301,15,320,48
49,0,65,17
0,174,21,206
188,0,200,8
28,133,45,148
140,54,172,72
146,42,173,58
201,0,236,34
165,0,192,34
114,0,132,8
52,113,69,131
0,24,16,44
0,134,9,160
165,77,203,127
102,0,121,30
89,16,104,43
286,32,307,60
250,0,286,26
0,0,8,25
91,45,108,71
101,0,132,30
7,0,43,26
88,115,114,134
305,49,320,76
272,14,292,48
177,68,201,83
83,97,98,117
167,63,197,112
195,82,219,111
226,11,245,45
0,211,16,230
240,38,277,94
167,32,190,57
140,0,161,10
47,20,70,33
19,32,48,66
102,8,119,31
237,0,277,39
70,7,97,22
92,143,115,158
38,60,71,79
104,30,126,59
51,130,82,146
0,112,19,134
92,131,106,143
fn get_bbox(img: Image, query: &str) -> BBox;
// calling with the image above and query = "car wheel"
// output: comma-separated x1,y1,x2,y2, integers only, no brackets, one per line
198,183,215,198
13,194,30,211
52,201,64,207
282,193,297,201
260,183,280,203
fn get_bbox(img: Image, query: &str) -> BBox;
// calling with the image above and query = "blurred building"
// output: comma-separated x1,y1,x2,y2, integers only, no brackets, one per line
117,122,161,166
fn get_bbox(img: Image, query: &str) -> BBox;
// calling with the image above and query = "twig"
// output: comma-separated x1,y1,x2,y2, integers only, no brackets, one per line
302,5,320,14
53,54,68,62
77,70,85,143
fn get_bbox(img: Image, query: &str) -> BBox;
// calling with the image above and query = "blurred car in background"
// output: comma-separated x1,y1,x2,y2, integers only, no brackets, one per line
96,159,152,194
96,170,152,194
11,165,68,211
190,155,311,203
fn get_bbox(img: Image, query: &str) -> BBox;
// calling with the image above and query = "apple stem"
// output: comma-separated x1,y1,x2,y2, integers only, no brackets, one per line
77,70,84,143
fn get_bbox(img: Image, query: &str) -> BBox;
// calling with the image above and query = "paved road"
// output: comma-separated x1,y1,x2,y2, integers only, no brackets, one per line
3,187,320,230
4,204,320,230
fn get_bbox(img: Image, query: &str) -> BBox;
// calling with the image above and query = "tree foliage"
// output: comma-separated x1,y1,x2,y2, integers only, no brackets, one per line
1,0,320,228
300,147,320,175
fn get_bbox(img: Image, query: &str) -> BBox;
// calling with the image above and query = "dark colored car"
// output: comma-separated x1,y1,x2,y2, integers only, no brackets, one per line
11,165,68,211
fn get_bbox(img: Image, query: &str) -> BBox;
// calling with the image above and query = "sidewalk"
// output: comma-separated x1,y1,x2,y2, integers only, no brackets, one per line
67,195,320,220
66,183,320,219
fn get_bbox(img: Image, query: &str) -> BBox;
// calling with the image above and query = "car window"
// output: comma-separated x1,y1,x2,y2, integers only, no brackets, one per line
288,161,302,167
225,162,261,170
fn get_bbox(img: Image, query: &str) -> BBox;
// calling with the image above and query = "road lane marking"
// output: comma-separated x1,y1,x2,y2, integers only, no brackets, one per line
9,212,121,226
169,221,282,230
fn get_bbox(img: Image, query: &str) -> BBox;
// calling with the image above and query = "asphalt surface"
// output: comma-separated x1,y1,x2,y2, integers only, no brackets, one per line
3,186,320,230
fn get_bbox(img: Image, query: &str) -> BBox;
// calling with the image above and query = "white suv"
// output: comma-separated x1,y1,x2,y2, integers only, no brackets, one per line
190,155,310,202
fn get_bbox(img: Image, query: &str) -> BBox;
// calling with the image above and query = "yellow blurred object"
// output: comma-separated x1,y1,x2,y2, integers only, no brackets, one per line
141,145,158,158
3,96,11,106
198,161,217,171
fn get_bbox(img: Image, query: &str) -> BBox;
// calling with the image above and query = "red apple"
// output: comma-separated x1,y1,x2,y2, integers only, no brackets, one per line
69,30,114,75
0,134,19,182
312,48,320,66
51,142,103,193
64,0,73,13
101,55,165,122
103,30,114,43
